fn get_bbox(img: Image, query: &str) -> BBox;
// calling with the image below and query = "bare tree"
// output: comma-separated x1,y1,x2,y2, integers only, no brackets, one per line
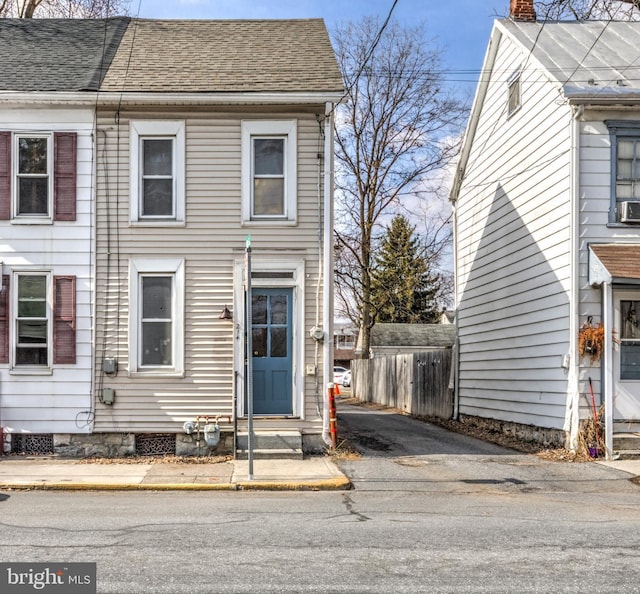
532,0,640,19
0,0,130,18
332,17,466,358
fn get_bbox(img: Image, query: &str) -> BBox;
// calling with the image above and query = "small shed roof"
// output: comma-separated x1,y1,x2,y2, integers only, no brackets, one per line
100,18,344,94
370,323,456,348
589,244,640,285
0,18,129,92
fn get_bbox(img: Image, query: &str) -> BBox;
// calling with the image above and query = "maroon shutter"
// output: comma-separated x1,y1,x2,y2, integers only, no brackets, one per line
53,275,76,364
54,132,76,221
0,132,10,220
0,275,9,363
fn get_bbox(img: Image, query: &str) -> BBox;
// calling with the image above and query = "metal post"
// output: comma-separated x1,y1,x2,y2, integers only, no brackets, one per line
329,383,338,450
245,235,254,479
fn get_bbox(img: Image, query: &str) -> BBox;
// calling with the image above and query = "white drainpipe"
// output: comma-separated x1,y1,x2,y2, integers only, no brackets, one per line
322,102,335,445
565,103,584,450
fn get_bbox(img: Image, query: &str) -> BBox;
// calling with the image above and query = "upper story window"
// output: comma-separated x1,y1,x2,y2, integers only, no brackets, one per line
0,131,76,223
606,121,640,223
507,71,521,117
242,120,297,224
16,135,50,217
335,334,355,350
130,121,185,225
616,138,640,199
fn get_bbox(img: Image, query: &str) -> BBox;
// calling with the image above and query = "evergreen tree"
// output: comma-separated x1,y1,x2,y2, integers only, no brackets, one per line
333,18,464,357
371,215,442,324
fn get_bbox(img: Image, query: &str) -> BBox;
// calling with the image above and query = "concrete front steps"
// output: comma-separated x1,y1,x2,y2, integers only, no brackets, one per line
613,433,640,459
236,430,303,460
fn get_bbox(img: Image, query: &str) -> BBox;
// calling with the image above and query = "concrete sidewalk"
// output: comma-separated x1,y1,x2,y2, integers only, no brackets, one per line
0,455,351,491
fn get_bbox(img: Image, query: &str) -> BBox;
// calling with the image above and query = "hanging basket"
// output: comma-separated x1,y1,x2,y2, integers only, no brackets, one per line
578,317,604,364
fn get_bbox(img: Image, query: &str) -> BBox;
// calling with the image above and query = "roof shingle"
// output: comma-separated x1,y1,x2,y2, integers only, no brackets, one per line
0,18,130,92
100,18,344,94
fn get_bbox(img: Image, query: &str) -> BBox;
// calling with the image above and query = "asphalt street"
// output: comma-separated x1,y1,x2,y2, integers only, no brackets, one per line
1,400,639,593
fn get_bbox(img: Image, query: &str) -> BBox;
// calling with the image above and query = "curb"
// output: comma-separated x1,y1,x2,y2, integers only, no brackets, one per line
0,477,352,492
0,482,237,491
236,477,352,491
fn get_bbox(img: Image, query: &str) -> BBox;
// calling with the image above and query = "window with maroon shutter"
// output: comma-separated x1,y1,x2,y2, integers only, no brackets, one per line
54,132,76,221
16,274,48,366
0,275,9,363
0,132,10,220
53,275,76,364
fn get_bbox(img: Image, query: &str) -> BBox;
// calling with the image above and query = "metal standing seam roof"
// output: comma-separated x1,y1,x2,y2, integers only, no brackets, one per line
0,17,130,92
498,19,640,99
99,18,344,94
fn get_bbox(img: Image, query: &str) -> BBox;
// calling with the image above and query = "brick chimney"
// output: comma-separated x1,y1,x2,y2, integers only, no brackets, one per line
510,0,537,21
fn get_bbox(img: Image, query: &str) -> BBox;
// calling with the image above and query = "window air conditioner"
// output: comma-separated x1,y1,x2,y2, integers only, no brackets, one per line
620,201,640,223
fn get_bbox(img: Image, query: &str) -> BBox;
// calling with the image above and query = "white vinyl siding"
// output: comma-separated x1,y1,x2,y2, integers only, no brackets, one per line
94,108,326,433
577,115,640,359
0,108,94,434
455,33,573,429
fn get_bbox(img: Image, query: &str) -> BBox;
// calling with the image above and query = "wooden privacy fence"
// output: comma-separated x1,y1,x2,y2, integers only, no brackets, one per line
350,351,453,419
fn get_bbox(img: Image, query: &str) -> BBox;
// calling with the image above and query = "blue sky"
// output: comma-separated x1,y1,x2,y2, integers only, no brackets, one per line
136,0,510,93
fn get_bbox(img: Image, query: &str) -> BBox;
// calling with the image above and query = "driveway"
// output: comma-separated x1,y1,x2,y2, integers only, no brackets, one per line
335,399,639,495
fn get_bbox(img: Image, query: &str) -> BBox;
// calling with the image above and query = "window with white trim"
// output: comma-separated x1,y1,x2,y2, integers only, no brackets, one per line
507,71,521,117
15,134,52,218
129,258,184,375
0,131,76,222
130,121,185,224
241,120,297,223
14,273,50,367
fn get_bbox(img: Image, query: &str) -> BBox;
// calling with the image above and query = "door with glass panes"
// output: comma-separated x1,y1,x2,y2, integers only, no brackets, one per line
250,288,293,415
613,291,640,421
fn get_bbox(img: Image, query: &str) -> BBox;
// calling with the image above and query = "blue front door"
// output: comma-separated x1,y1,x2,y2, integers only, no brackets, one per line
251,288,293,415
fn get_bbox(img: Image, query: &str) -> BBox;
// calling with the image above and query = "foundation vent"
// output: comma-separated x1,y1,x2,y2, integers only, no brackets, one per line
12,434,54,455
135,433,176,456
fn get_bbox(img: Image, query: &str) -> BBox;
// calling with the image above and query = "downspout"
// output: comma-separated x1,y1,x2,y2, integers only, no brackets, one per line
451,200,460,420
565,103,584,450
602,282,614,458
322,102,335,446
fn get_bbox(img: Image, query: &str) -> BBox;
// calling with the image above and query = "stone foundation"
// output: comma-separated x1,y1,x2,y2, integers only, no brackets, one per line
6,432,233,458
459,415,567,449
4,431,325,458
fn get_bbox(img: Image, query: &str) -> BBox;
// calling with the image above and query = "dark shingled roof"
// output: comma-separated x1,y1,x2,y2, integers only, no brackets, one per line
100,19,344,94
371,324,456,348
0,17,130,92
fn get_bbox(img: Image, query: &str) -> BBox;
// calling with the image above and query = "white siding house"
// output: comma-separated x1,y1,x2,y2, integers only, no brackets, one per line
0,19,129,453
452,2,640,457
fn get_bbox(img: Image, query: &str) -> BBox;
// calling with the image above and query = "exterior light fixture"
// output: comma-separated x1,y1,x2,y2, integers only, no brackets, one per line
219,305,233,320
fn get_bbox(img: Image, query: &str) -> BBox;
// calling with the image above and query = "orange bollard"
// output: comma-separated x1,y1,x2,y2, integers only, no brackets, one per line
328,384,338,450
